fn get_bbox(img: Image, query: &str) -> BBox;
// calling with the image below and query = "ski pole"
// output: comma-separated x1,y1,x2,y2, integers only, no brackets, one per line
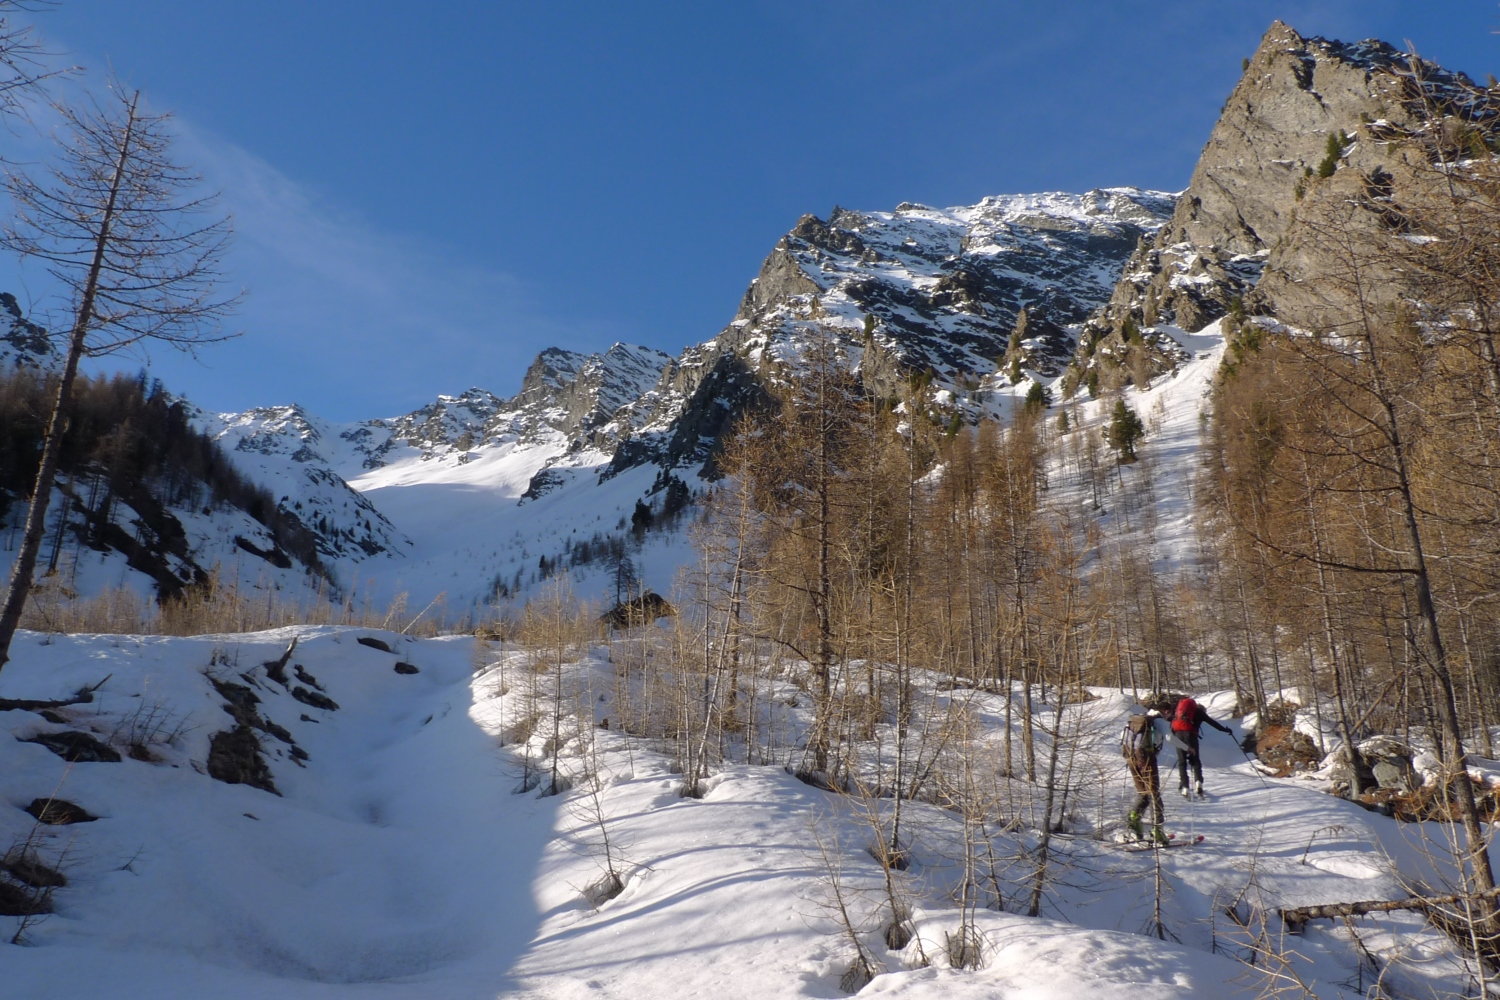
1238,741,1271,789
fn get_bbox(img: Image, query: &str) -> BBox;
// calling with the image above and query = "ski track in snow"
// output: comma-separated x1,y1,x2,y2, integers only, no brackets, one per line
1,628,1483,999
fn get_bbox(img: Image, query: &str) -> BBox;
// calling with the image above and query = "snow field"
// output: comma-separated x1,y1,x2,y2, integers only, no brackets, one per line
2,625,1487,998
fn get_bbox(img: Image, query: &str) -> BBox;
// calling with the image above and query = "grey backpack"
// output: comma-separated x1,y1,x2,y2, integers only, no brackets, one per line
1121,714,1158,758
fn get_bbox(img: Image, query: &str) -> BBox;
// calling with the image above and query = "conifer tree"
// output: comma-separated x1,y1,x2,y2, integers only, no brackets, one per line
1106,399,1144,463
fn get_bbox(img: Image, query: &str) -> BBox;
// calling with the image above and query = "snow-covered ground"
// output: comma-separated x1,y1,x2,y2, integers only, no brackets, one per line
2,626,1486,999
1063,318,1227,571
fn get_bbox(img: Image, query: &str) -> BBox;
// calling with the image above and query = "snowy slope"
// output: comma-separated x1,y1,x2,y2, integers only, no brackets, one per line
197,403,411,566
177,189,1176,613
6,188,1181,614
2,477,332,607
1060,317,1229,572
194,342,681,611
2,627,1484,998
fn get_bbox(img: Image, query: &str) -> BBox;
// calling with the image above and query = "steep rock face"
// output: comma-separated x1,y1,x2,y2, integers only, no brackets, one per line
0,293,52,371
1074,21,1500,392
608,189,1174,474
728,190,1174,379
1250,39,1500,324
507,343,675,454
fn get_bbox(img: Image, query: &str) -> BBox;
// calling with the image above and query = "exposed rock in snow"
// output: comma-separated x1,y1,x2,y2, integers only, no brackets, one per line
0,292,52,372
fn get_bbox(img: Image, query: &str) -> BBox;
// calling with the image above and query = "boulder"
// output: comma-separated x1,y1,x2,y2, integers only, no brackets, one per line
292,686,339,711
206,726,279,795
24,797,96,825
1372,755,1417,792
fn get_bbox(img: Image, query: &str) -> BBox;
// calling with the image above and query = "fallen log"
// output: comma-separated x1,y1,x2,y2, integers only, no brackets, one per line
0,674,112,713
1281,885,1500,932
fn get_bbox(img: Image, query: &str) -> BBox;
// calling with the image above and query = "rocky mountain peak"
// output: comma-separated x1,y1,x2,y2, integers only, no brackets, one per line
1070,20,1500,396
517,347,589,402
600,187,1174,479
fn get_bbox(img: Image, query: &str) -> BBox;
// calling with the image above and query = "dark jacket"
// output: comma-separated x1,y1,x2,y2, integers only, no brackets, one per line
1178,705,1232,743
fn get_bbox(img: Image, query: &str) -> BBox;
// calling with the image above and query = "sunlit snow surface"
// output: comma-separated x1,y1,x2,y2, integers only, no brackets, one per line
2,625,1484,999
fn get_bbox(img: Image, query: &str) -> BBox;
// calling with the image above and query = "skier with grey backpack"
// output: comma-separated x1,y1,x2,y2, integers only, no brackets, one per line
1120,708,1190,846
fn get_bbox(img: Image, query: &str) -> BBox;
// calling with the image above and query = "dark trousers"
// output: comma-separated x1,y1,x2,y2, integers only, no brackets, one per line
1128,751,1164,827
1176,731,1202,789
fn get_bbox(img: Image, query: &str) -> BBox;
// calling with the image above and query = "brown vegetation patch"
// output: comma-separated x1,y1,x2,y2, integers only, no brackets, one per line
1256,724,1321,777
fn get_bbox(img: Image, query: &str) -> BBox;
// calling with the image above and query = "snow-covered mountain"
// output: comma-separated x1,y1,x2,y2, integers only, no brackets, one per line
605,187,1174,475
191,343,678,611
180,189,1171,611
16,19,1486,618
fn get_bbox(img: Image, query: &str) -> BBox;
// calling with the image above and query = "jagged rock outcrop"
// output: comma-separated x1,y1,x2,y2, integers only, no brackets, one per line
1072,20,1500,394
606,189,1174,475
505,343,675,453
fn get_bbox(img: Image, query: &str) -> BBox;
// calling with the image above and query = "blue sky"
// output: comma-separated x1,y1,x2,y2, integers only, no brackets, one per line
4,1,1497,419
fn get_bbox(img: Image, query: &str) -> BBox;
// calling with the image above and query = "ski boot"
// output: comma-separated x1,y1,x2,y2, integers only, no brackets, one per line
1126,810,1145,841
1194,780,1205,800
1151,825,1171,847
1179,785,1191,799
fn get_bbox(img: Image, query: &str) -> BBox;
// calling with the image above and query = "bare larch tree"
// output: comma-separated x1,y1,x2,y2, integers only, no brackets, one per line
0,81,237,672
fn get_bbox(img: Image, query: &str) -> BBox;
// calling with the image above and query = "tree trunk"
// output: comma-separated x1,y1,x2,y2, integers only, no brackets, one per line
0,93,139,674
1362,323,1500,908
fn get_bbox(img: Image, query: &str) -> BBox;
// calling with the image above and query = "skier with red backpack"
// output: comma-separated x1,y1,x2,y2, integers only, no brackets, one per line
1169,696,1233,799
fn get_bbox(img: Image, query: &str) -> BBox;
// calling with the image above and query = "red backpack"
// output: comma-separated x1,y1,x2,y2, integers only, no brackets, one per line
1171,697,1198,733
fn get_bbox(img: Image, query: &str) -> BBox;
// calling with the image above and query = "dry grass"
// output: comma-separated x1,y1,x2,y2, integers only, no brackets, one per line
18,572,470,638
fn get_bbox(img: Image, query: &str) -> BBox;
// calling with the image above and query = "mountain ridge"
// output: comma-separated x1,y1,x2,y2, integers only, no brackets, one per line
6,19,1490,613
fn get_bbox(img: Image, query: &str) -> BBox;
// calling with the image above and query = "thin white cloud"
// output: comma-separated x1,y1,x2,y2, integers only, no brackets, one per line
0,79,613,420
158,122,610,419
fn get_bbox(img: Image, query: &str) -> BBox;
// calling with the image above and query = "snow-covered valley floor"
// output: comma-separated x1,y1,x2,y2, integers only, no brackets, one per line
1,626,1488,999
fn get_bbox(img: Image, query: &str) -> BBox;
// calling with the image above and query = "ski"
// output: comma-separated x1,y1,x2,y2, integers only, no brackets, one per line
1114,833,1205,852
